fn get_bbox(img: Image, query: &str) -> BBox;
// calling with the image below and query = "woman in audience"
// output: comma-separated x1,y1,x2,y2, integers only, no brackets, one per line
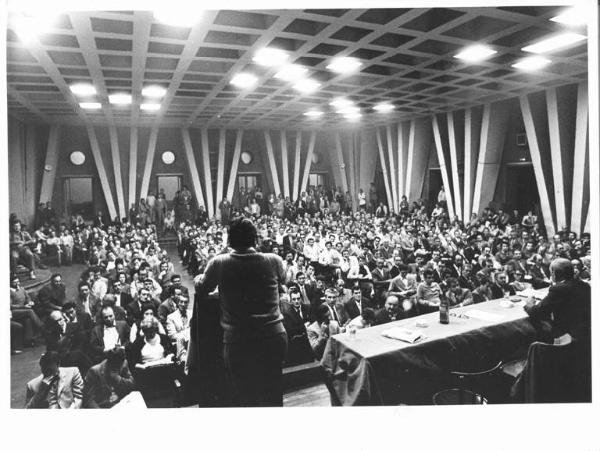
128,316,174,369
129,302,166,343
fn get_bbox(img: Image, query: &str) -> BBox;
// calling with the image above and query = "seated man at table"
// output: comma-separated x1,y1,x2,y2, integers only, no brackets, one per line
416,269,442,314
25,351,83,409
444,277,474,308
347,307,376,330
343,285,373,321
307,304,340,360
83,347,135,408
323,288,350,329
489,271,516,299
374,295,402,325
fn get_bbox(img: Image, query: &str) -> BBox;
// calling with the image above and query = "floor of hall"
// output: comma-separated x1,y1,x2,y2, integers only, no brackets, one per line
10,244,330,408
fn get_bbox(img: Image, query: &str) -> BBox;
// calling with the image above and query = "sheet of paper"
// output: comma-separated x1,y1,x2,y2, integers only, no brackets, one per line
465,309,503,322
382,327,425,343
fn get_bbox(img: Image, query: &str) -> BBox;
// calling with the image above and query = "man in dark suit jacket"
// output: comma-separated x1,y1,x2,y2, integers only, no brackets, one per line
125,288,160,326
110,279,134,310
45,310,92,375
343,286,373,320
74,281,102,319
280,288,313,366
62,302,93,339
374,295,402,325
89,306,130,364
83,347,135,408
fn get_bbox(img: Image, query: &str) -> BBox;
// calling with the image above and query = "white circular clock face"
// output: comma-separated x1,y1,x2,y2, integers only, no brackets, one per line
70,151,86,165
241,151,253,164
311,152,320,164
162,151,175,164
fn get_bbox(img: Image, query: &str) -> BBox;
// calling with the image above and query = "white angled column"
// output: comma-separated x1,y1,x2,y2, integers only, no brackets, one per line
263,130,281,197
109,125,126,219
128,127,138,209
215,129,226,214
463,109,473,223
139,127,158,201
404,118,430,202
546,88,567,230
300,131,316,195
570,82,588,235
292,131,302,201
39,125,60,205
225,129,244,202
375,128,393,210
334,132,349,193
397,122,405,199
432,115,455,219
446,111,462,221
200,128,214,218
86,124,117,220
280,130,290,199
520,96,556,237
385,125,398,213
181,128,205,209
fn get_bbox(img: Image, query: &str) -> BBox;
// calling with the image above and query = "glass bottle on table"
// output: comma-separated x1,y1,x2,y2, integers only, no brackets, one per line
439,291,449,324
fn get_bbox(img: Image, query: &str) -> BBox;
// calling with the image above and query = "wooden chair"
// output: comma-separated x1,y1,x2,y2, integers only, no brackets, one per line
432,360,503,405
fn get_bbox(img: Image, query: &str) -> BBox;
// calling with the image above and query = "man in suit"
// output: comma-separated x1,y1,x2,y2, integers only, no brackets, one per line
159,274,189,301
36,273,67,317
374,295,401,325
74,281,101,319
89,306,130,364
62,302,93,338
158,287,184,326
166,295,191,362
489,271,516,299
343,285,372,320
25,351,83,409
307,304,340,360
371,258,392,308
110,279,133,310
45,310,92,375
126,288,159,326
83,347,135,408
280,287,313,366
323,288,350,329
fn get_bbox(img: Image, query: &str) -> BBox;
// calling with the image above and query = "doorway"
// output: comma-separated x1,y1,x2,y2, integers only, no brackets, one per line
63,177,94,218
428,168,443,211
505,163,540,216
157,174,181,208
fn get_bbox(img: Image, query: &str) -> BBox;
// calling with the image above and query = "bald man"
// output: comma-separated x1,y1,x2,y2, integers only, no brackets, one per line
524,258,590,346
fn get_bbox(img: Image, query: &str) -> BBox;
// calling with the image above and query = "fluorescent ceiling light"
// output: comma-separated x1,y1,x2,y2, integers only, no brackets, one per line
274,64,308,82
344,113,362,121
142,85,167,98
70,83,97,96
230,73,258,89
327,56,362,74
293,79,320,94
512,56,551,71
109,94,132,105
337,106,360,115
454,44,497,62
303,110,324,118
253,48,289,67
550,6,588,26
153,8,203,27
522,32,587,53
79,102,102,110
330,98,354,109
373,103,395,112
141,103,161,111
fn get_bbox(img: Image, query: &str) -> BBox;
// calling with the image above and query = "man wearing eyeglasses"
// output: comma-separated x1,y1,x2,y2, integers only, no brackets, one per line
89,306,130,364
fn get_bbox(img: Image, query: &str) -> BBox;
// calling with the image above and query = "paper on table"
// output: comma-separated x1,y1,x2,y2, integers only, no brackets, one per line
517,287,547,300
382,327,426,343
464,309,503,322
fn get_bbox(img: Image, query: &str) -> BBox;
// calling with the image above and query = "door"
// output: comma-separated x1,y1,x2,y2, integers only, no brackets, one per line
505,164,540,216
64,177,94,218
428,168,443,211
157,175,181,208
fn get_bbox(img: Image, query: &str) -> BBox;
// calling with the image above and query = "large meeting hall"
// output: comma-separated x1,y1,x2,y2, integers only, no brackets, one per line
7,2,595,411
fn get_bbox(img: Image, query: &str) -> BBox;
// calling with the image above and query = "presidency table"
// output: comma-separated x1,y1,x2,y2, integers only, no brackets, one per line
320,298,539,405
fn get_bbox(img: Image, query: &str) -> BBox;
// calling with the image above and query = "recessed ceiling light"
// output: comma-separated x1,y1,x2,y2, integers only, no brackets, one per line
337,106,361,115
327,56,362,74
79,102,102,110
142,85,167,98
303,110,324,118
293,79,320,94
153,8,203,27
330,98,354,109
274,64,308,82
109,93,132,105
373,103,395,113
70,83,97,96
253,48,289,67
141,103,161,111
522,32,587,53
230,73,258,89
344,113,362,121
454,44,497,62
550,6,588,26
512,56,551,71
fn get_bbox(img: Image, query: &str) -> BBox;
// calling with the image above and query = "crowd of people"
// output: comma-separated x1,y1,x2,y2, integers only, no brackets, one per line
10,181,592,407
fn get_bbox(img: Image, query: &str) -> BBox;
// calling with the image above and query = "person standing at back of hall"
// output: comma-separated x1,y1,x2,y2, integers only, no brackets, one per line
194,217,288,407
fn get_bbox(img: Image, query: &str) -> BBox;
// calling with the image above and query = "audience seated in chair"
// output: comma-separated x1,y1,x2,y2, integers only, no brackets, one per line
83,347,135,408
